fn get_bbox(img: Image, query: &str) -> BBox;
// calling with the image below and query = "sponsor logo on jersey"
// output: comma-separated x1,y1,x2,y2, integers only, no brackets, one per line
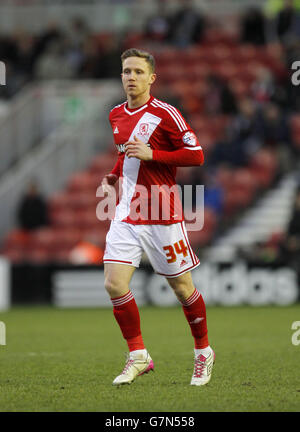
139,123,149,136
113,126,119,134
180,259,187,267
116,142,151,153
182,131,197,146
117,144,125,152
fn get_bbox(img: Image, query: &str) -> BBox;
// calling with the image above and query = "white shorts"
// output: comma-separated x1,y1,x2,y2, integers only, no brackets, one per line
103,220,200,278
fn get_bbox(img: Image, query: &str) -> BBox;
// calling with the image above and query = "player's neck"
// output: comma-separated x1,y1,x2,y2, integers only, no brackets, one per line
127,92,151,109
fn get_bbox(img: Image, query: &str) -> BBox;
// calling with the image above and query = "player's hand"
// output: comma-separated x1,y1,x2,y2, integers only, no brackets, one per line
124,135,153,161
101,174,118,196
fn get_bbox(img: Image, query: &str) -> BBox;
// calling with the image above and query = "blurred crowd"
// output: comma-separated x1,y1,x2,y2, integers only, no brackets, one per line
1,0,300,265
0,0,299,98
237,183,300,272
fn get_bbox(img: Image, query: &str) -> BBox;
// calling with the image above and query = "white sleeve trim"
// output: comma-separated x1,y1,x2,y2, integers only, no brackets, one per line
183,146,202,150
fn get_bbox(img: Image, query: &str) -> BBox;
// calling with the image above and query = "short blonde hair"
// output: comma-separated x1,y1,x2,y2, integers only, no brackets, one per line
121,48,155,73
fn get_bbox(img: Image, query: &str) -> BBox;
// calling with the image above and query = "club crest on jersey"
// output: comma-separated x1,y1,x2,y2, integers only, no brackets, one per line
139,123,149,136
182,131,197,146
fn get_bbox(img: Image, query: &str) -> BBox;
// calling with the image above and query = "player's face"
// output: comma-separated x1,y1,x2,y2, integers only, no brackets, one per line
121,57,156,98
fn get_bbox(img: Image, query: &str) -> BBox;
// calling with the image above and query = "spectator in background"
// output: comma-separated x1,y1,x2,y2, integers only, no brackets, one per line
240,7,266,45
258,102,293,171
0,33,19,66
203,171,224,217
15,31,35,80
17,181,48,231
168,0,205,47
276,0,300,42
144,0,171,43
203,75,237,116
97,35,123,79
68,16,90,51
280,187,300,271
34,39,76,79
251,66,275,105
65,17,90,73
78,36,102,78
258,102,291,147
31,21,63,66
208,98,262,168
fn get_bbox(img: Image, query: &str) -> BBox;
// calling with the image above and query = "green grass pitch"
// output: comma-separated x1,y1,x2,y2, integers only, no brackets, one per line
0,305,300,412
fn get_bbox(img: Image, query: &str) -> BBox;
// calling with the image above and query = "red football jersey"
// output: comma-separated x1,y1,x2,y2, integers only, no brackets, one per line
109,95,202,225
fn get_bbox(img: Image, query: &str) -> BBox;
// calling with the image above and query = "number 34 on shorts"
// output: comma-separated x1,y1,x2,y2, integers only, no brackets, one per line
163,240,188,263
103,220,200,278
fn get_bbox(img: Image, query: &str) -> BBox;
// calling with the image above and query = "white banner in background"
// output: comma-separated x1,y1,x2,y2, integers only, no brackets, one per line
0,258,10,311
53,263,299,308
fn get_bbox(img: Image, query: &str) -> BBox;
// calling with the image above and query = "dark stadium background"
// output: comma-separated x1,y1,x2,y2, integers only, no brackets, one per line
0,0,300,310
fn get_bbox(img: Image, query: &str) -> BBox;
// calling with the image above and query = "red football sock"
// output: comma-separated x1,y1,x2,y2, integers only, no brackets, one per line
111,291,145,352
181,289,209,349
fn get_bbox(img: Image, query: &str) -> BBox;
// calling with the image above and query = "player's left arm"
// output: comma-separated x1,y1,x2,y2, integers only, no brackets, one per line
124,131,204,166
152,144,204,166
152,110,204,166
124,109,204,166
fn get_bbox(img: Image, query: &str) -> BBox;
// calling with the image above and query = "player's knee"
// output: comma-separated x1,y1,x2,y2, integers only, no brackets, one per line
169,281,194,302
104,277,129,298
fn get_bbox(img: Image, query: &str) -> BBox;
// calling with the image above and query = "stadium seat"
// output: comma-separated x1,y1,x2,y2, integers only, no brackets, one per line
249,149,278,188
233,168,258,196
1,247,25,264
213,62,240,80
73,209,101,231
32,227,82,253
210,45,233,62
89,153,116,175
203,28,239,48
50,209,77,227
291,114,300,132
52,248,73,264
267,231,285,248
122,32,144,49
25,247,52,264
229,78,250,98
291,114,300,149
186,208,217,248
2,229,31,250
30,228,58,251
49,192,73,213
186,229,213,249
67,171,96,193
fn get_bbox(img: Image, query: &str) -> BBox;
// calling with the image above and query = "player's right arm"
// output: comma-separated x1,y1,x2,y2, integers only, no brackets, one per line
101,107,123,196
101,154,123,196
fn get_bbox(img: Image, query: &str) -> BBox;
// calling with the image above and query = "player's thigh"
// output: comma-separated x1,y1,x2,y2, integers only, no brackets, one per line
104,263,136,297
166,271,195,301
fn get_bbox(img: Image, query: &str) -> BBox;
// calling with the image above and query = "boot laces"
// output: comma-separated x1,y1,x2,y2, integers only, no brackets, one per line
193,357,206,378
122,357,134,374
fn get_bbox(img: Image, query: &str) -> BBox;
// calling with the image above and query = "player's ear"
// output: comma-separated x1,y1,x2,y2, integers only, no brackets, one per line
149,73,156,85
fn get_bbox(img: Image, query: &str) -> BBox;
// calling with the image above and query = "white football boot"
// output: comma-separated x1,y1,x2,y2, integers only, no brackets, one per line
190,347,215,386
112,352,154,386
